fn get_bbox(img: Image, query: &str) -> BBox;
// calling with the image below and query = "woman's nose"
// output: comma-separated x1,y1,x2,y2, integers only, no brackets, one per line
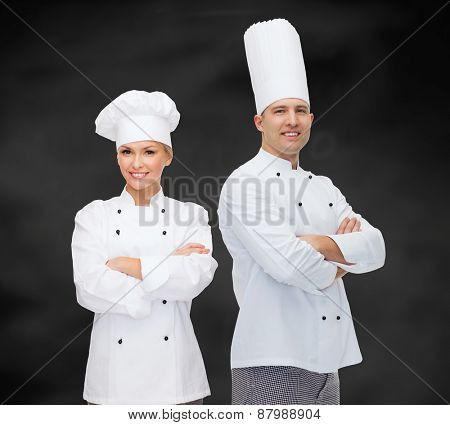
132,155,143,168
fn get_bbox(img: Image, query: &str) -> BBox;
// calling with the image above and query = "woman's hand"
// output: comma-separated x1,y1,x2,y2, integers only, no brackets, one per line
336,266,347,279
106,257,143,280
173,243,210,256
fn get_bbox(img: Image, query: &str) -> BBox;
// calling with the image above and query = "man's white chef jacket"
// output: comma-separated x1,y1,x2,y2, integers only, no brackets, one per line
71,187,218,404
218,148,385,373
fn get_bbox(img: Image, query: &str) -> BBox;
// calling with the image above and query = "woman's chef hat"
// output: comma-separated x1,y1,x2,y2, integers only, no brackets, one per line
244,19,310,115
95,90,180,150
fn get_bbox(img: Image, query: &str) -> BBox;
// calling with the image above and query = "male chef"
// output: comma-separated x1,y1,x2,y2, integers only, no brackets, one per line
218,19,386,405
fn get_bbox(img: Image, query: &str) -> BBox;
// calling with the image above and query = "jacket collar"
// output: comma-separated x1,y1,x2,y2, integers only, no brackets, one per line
255,148,307,175
118,185,165,207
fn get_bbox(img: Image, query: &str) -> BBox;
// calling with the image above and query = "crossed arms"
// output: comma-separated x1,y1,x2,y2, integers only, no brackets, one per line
219,176,386,295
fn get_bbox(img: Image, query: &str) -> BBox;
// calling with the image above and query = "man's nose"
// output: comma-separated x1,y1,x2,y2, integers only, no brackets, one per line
286,110,297,126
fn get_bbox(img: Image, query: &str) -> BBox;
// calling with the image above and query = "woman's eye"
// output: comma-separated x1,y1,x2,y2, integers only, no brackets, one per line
121,150,131,155
145,150,155,155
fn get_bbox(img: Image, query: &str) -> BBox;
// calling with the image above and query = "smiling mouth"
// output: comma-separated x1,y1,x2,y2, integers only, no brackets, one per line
282,132,301,138
129,172,149,179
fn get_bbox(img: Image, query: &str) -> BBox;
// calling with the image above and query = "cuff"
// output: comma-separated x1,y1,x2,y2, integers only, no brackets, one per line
326,233,364,264
316,260,338,291
139,255,170,293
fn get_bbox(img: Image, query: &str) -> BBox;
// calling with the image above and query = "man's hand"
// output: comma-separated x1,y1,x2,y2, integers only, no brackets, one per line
298,217,361,277
174,243,210,256
106,257,142,280
336,217,361,234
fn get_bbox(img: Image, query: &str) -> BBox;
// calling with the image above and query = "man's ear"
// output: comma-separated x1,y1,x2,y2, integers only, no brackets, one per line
254,114,264,133
310,112,314,124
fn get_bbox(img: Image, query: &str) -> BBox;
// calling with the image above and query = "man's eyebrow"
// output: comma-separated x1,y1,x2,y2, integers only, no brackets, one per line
271,104,309,111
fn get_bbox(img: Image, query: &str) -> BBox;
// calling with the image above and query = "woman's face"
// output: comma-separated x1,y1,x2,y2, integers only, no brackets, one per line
117,140,172,191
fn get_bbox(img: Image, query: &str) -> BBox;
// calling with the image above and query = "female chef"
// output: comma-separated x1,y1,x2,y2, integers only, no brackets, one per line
71,90,218,405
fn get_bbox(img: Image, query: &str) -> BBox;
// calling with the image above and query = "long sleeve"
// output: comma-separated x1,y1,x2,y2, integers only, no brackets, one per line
71,201,153,319
219,175,337,295
323,177,386,274
138,206,218,301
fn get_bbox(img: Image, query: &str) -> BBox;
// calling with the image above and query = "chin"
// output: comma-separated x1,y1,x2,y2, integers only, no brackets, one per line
279,144,302,155
126,180,152,191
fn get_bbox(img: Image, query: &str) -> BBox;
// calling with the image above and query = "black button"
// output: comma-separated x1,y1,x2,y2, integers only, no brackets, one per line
118,338,122,344
116,229,120,235
117,209,121,214
276,172,280,177
161,209,165,213
322,316,326,320
329,203,333,207
298,202,302,207
309,175,312,179
164,336,169,341
162,300,167,304
337,316,341,320
162,230,167,235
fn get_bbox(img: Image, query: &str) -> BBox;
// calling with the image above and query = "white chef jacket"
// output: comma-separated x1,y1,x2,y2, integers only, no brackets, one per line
71,187,218,404
218,148,385,373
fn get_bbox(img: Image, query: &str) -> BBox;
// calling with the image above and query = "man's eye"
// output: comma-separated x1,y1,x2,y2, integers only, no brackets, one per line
275,110,284,114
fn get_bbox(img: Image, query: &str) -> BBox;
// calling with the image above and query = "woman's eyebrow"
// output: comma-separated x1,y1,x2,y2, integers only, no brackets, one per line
120,144,157,151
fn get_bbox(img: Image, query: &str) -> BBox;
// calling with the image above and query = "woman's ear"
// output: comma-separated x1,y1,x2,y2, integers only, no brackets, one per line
165,152,173,167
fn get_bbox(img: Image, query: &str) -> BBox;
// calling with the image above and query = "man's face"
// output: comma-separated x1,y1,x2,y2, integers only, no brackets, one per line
254,98,314,157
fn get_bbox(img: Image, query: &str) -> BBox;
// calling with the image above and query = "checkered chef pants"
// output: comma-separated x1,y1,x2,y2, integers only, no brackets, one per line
232,366,340,405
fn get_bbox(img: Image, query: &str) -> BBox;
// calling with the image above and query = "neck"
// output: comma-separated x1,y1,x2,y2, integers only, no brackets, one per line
261,141,299,170
126,182,161,206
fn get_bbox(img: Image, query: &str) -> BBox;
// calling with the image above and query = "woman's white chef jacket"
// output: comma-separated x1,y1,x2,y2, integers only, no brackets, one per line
218,148,386,373
71,187,218,404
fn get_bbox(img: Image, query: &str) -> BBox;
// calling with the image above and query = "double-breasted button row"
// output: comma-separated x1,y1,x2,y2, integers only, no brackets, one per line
116,229,167,236
297,202,333,207
322,316,341,320
116,208,165,214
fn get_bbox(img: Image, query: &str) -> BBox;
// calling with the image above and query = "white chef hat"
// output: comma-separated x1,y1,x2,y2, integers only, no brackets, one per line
95,90,180,150
244,19,310,115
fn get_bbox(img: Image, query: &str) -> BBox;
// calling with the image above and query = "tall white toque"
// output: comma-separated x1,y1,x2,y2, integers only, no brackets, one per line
95,90,180,150
244,19,310,115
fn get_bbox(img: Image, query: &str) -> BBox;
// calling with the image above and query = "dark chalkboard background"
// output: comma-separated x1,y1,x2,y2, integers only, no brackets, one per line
0,0,448,405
